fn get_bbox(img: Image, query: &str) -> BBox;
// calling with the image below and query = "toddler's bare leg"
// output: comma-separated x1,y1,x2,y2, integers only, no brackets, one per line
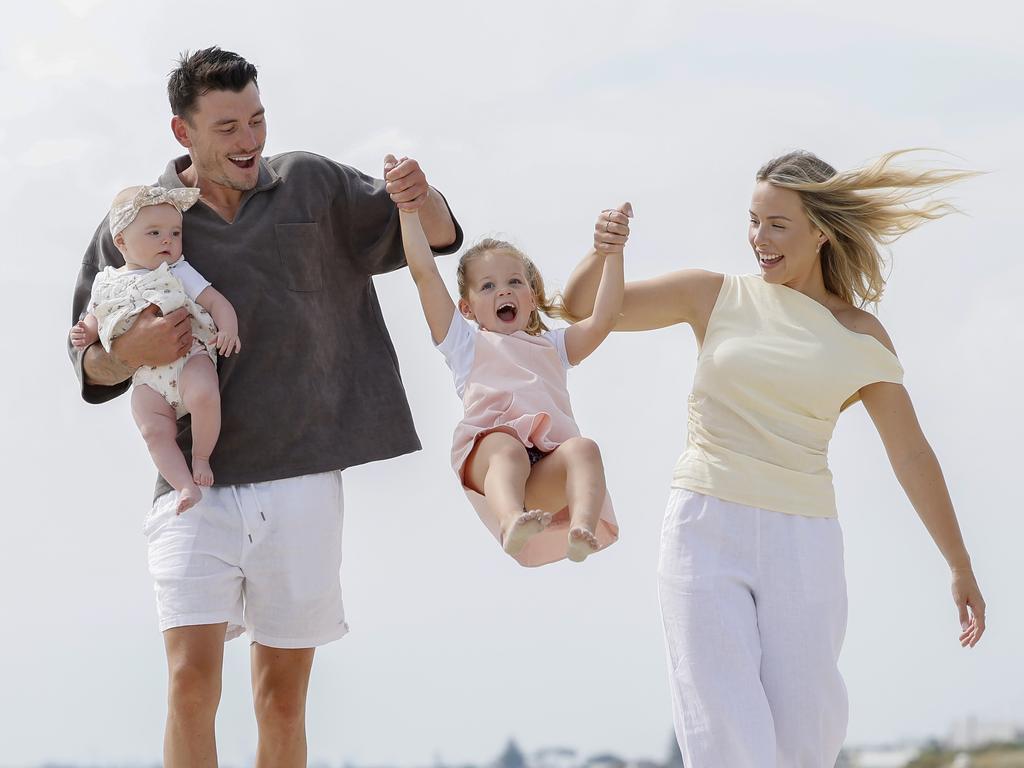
131,385,202,514
179,354,221,487
464,432,551,557
524,437,606,562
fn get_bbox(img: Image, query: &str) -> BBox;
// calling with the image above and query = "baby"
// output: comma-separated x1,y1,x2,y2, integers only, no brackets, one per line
70,185,240,513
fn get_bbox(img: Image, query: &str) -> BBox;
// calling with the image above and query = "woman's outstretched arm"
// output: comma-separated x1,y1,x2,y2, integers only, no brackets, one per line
563,247,722,333
861,377,986,648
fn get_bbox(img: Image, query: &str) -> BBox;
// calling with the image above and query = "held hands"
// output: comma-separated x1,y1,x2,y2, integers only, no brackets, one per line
952,567,986,648
69,320,99,349
383,154,429,212
595,202,634,255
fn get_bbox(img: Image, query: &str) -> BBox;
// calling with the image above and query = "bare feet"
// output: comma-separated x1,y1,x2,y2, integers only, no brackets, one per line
177,485,202,515
501,509,552,557
567,527,600,562
192,457,214,487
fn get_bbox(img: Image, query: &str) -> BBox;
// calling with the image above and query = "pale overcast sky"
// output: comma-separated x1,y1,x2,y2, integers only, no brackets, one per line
2,1,1022,766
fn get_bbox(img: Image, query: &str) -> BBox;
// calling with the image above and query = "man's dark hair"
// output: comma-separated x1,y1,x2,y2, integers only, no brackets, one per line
168,47,258,120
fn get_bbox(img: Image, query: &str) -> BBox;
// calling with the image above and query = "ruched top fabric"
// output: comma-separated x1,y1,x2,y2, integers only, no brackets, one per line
672,273,904,518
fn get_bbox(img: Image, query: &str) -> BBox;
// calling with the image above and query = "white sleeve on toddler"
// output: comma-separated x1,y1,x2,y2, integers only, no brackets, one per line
436,311,477,398
542,327,573,370
170,257,213,301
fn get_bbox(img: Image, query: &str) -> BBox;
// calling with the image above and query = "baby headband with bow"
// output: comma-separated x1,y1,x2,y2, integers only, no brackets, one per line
108,185,201,239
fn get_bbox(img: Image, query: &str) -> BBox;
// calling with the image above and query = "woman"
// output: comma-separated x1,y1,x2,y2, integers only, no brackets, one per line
563,150,986,767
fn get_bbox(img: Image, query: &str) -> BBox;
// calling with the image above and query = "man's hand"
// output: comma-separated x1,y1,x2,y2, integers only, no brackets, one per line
383,154,429,212
111,304,193,369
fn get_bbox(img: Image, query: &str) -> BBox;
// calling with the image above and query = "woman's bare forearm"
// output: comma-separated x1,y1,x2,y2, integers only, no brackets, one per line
892,445,972,571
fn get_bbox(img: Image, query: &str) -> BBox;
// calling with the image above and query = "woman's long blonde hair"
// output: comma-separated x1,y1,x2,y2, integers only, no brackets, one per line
456,239,567,335
757,149,978,306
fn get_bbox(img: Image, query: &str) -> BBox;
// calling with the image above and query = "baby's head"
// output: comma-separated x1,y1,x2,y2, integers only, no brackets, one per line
456,239,559,335
108,185,200,269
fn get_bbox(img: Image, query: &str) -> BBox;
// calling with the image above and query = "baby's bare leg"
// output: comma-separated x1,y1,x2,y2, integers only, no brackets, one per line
131,385,202,514
464,432,551,556
178,354,221,487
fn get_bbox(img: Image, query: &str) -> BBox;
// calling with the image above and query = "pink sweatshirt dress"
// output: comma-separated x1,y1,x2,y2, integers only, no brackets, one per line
440,312,619,566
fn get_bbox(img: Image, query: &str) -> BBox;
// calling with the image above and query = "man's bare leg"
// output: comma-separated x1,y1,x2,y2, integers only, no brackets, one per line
252,644,316,768
163,623,227,768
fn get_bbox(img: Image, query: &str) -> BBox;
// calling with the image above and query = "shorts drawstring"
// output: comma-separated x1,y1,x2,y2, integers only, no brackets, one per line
231,483,267,544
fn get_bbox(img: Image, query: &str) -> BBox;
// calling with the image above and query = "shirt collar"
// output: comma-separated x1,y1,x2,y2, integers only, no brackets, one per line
159,154,281,196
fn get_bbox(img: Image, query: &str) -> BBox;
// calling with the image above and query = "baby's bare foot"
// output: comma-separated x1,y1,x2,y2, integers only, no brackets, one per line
192,458,214,487
502,509,552,557
177,485,202,515
567,527,600,563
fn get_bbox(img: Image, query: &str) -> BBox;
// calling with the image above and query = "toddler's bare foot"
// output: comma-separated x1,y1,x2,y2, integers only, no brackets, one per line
501,509,552,557
567,526,600,562
192,458,214,487
177,485,202,515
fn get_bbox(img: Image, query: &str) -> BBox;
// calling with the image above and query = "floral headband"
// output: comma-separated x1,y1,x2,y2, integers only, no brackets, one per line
108,185,201,239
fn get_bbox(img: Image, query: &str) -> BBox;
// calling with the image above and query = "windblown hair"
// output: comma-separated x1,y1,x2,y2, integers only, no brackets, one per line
757,149,978,306
457,239,568,335
168,46,259,120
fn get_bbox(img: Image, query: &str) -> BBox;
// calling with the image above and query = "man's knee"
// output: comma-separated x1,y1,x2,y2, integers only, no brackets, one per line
254,683,306,731
167,659,221,721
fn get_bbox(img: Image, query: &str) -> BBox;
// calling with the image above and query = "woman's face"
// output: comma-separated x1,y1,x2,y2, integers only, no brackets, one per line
748,181,826,286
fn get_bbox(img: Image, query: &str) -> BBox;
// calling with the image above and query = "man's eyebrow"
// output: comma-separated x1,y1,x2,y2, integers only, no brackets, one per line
212,109,265,127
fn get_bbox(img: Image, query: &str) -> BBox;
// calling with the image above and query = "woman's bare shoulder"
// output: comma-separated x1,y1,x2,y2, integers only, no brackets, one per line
832,301,897,355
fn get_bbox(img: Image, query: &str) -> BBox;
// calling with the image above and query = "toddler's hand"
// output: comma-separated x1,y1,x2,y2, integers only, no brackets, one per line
215,330,242,357
69,320,98,349
383,153,429,212
594,202,633,255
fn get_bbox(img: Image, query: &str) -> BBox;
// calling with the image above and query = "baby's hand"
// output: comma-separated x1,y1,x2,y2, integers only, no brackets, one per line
594,202,634,255
383,153,429,212
215,330,242,357
69,320,98,349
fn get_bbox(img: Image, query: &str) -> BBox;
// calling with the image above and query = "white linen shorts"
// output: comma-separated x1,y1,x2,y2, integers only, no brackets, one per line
143,470,348,648
657,488,848,768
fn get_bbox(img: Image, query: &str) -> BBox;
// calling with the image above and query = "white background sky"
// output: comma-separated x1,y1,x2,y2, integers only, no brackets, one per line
2,1,1022,766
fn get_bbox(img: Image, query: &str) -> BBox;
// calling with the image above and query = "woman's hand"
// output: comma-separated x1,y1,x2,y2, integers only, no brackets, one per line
952,567,986,648
594,203,633,254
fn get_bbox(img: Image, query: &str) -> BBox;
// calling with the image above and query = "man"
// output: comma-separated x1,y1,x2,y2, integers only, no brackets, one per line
68,47,461,767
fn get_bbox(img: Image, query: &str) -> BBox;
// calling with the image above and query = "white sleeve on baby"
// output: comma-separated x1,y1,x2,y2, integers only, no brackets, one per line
436,311,477,398
170,257,213,301
542,326,574,370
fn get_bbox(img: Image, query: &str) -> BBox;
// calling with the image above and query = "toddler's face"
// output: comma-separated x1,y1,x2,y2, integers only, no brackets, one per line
117,204,184,270
459,250,537,334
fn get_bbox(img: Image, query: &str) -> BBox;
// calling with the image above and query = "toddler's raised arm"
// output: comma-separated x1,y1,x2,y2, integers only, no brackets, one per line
398,206,457,345
564,203,632,365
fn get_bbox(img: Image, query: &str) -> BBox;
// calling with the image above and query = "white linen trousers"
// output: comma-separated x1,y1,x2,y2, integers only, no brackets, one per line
657,488,849,768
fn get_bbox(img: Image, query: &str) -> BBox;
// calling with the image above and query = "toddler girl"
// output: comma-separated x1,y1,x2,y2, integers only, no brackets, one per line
70,185,240,514
396,177,631,565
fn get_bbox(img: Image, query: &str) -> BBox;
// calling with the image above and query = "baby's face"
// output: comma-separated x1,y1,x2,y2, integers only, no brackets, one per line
117,204,184,269
459,250,538,334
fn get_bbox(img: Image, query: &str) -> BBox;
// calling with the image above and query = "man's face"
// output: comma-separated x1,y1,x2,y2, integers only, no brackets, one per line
177,81,267,192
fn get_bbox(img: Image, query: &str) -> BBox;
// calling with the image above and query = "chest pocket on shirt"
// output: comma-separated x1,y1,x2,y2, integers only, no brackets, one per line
276,222,324,291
